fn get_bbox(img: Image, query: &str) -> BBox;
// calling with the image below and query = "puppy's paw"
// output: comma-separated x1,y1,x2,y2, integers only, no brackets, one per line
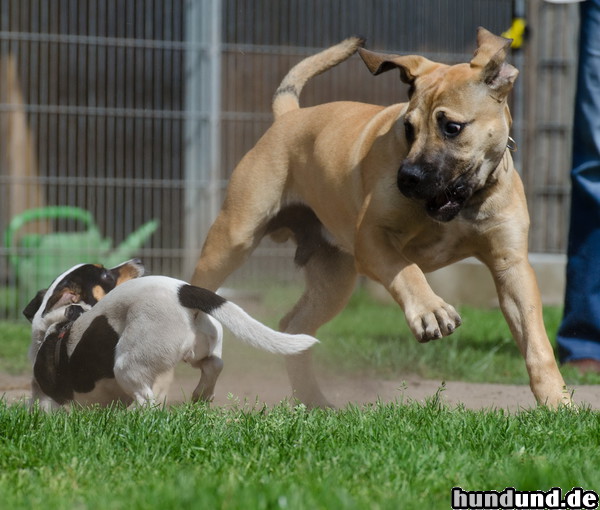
406,299,462,342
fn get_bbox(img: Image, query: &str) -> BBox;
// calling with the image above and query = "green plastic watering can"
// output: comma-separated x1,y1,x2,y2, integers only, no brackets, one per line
4,206,158,295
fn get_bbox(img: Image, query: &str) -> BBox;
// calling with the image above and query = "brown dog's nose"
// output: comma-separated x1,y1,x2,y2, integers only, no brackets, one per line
397,163,426,197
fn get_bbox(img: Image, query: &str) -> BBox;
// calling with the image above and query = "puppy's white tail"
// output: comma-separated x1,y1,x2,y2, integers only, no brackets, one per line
178,285,317,355
272,36,365,119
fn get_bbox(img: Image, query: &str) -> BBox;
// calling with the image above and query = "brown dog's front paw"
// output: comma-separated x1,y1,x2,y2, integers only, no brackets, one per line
407,300,462,343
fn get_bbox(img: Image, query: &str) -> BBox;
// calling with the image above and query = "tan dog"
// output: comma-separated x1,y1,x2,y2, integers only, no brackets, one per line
192,28,570,408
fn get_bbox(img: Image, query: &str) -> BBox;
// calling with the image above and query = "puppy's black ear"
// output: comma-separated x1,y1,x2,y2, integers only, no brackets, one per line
64,304,86,322
23,289,47,322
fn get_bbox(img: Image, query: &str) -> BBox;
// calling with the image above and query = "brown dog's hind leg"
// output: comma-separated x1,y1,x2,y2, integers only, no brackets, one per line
191,207,267,292
280,246,357,408
191,143,290,292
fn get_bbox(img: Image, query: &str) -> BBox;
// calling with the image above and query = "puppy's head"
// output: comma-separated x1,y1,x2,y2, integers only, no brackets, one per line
359,27,518,222
23,259,145,323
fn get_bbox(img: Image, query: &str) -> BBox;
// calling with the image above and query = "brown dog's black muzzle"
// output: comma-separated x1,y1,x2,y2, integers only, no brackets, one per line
397,162,472,222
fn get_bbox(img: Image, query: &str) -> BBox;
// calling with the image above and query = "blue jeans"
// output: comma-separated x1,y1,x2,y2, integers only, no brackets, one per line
557,0,600,362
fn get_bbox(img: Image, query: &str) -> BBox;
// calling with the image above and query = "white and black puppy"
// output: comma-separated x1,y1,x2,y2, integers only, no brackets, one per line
24,262,317,409
24,259,147,410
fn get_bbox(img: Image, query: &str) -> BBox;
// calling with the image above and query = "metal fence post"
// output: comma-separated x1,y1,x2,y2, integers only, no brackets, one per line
184,0,222,279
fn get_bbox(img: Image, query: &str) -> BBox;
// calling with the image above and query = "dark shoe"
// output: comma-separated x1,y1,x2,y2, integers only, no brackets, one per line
564,358,600,374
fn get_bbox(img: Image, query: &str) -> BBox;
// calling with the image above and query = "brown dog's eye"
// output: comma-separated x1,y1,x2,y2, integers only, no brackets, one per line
442,121,464,138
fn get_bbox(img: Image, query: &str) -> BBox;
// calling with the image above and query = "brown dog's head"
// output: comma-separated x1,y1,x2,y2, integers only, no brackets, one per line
23,259,146,323
359,27,518,222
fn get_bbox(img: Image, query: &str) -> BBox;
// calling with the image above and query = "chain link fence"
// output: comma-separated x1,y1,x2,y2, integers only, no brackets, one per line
0,0,577,319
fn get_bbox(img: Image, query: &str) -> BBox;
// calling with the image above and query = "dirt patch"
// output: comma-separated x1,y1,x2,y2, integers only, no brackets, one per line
0,372,31,405
3,343,598,411
173,351,599,411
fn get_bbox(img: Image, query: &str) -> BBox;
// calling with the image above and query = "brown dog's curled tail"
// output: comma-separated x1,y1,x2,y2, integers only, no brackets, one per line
272,36,365,119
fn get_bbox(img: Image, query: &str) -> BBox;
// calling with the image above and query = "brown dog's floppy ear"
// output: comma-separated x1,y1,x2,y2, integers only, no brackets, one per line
23,289,46,322
358,48,440,85
470,26,518,98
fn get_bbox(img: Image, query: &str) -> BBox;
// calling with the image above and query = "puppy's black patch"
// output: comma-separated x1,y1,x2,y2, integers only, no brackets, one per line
33,322,74,405
69,315,119,393
35,315,120,402
178,285,226,314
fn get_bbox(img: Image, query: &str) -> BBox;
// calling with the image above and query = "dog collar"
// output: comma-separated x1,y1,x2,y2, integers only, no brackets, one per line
57,326,70,341
54,321,74,367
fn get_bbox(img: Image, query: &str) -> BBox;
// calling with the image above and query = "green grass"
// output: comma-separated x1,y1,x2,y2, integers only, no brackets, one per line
1,285,599,509
0,321,31,375
1,400,599,510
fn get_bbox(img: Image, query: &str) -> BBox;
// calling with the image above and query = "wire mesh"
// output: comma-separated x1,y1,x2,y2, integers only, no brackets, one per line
0,0,576,320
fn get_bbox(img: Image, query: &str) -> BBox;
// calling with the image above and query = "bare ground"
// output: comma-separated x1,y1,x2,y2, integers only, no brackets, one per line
2,342,598,411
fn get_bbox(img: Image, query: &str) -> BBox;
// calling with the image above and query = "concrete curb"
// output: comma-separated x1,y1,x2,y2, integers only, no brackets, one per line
366,253,566,308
